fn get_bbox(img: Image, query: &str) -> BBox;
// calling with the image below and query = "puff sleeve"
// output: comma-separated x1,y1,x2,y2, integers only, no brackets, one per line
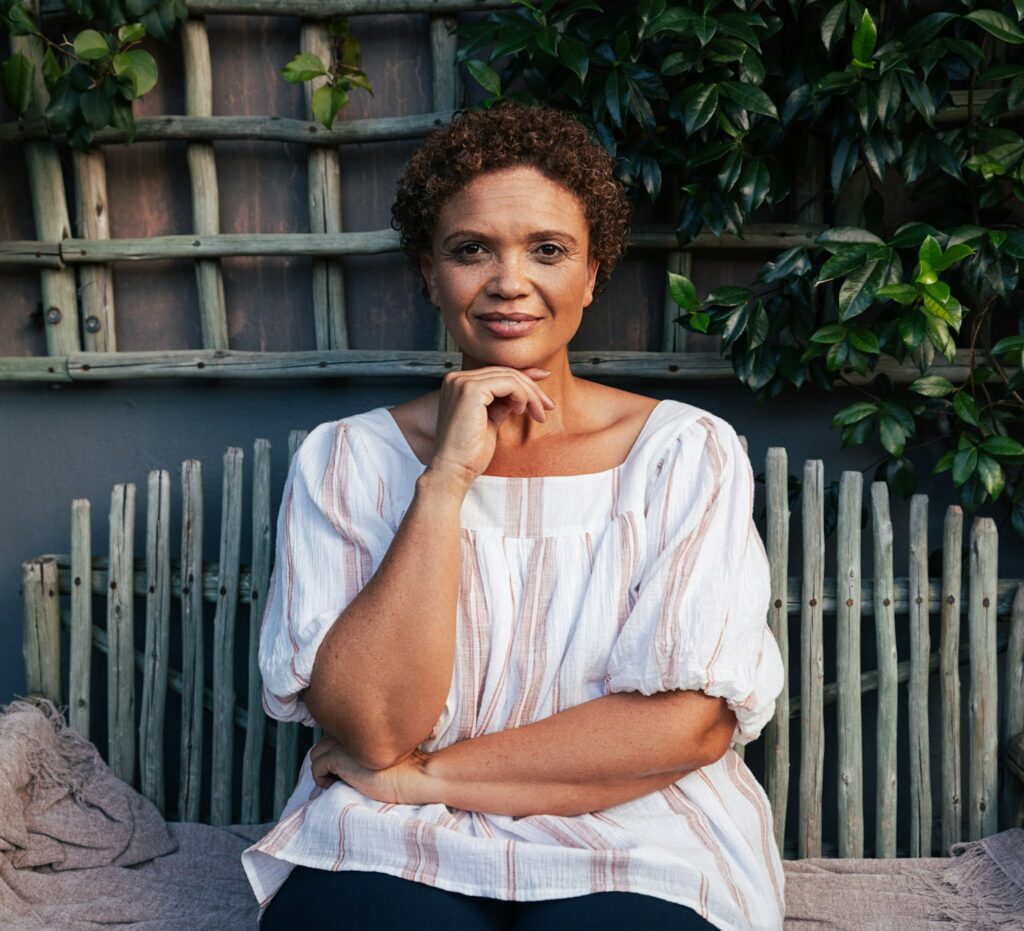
258,420,393,726
605,414,784,746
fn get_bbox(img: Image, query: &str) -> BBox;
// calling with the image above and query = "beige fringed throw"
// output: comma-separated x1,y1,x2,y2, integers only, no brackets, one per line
0,696,269,929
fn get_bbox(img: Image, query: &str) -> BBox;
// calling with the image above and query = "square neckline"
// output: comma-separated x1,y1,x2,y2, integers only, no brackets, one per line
379,399,669,483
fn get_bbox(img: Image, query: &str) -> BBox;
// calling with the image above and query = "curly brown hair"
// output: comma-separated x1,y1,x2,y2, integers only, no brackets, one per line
391,103,631,290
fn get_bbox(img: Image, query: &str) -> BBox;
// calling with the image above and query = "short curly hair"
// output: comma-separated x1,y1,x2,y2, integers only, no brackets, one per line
391,103,631,290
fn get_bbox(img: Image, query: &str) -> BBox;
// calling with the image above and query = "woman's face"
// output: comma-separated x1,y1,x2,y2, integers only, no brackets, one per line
420,166,600,372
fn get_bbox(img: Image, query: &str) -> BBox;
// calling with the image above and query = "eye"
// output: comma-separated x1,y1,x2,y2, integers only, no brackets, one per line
456,242,485,257
536,243,565,258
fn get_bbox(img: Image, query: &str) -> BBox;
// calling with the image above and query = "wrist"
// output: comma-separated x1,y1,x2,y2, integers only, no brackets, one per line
397,749,445,806
416,464,473,502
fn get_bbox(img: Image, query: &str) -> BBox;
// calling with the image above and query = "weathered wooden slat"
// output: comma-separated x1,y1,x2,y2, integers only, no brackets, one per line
10,0,81,357
799,459,825,858
69,501,91,738
0,111,456,146
72,150,116,351
211,448,244,825
732,432,750,764
1002,584,1024,829
302,21,348,352
37,347,1008,386
940,505,964,853
139,470,171,813
763,447,789,850
661,251,691,352
178,460,205,822
184,17,229,351
22,557,62,702
430,13,461,354
908,495,932,856
968,517,999,840
871,482,897,858
242,439,272,824
0,357,70,381
836,471,863,857
107,483,136,785
0,240,62,266
274,431,307,817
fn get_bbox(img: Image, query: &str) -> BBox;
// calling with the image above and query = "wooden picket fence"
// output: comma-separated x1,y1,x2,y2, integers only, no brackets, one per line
0,0,993,385
21,431,1024,857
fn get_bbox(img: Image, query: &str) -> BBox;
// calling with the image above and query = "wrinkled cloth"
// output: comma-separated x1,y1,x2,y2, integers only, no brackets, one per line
783,828,1024,930
0,697,271,929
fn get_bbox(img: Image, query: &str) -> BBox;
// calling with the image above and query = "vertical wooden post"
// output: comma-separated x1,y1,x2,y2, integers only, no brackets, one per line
431,14,461,354
799,459,825,858
661,251,692,353
22,557,62,702
940,505,964,853
179,460,204,822
139,470,171,814
242,438,272,824
968,517,998,840
183,18,229,350
73,150,117,351
871,483,897,858
836,471,863,857
302,22,348,350
9,0,81,357
274,429,307,817
763,447,789,851
1001,584,1024,829
70,500,92,738
211,447,244,826
108,483,136,785
908,495,932,856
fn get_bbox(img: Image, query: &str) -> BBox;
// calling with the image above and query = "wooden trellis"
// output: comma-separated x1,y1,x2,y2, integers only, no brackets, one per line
21,432,1024,850
0,1,1012,383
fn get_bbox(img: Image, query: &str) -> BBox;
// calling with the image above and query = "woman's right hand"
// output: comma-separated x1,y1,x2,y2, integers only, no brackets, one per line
427,366,555,488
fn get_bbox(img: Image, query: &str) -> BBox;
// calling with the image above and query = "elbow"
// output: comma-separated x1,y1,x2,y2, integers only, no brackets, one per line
697,705,737,767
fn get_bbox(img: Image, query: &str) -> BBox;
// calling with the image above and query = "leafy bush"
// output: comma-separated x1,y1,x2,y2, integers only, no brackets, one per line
461,0,1024,538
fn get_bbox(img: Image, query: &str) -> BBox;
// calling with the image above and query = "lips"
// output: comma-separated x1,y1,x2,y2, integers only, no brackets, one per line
476,313,539,322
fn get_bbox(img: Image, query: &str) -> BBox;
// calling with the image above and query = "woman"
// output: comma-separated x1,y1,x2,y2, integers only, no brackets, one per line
242,103,785,931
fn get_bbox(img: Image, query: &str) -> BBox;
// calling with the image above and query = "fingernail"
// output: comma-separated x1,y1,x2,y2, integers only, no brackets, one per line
537,369,551,376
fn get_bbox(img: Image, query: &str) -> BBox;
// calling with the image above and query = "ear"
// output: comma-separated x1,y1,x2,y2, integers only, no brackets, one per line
419,253,438,305
582,258,600,308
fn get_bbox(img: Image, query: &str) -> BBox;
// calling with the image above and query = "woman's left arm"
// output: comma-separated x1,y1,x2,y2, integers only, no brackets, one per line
310,688,736,817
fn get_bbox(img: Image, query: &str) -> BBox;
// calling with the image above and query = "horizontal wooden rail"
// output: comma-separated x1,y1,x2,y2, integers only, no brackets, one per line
0,224,827,268
0,112,455,147
0,347,1009,383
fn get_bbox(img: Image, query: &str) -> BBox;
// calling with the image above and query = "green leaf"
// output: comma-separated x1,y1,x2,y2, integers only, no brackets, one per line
876,283,919,304
847,326,879,353
737,159,770,213
651,7,717,45
682,83,718,135
557,34,588,83
719,81,778,119
111,99,136,142
821,0,849,51
465,59,501,96
74,29,111,61
118,23,145,44
837,259,884,320
706,285,752,307
816,245,876,283
7,2,39,35
976,453,1004,500
832,401,877,426
953,391,981,427
910,374,955,396
879,416,907,457
900,73,935,126
817,227,885,250
80,86,114,129
311,83,334,128
281,52,328,83
965,10,1024,45
933,243,973,272
1,52,34,115
41,48,60,93
810,323,848,344
991,334,1024,355
112,49,157,97
980,435,1024,457
852,9,878,63
952,446,977,486
904,12,956,48
668,272,699,312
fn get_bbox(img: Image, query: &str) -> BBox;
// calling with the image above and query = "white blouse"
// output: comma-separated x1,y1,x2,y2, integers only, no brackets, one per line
242,398,785,931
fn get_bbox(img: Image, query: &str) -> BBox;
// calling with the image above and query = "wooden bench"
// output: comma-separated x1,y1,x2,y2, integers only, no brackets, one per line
20,431,1024,858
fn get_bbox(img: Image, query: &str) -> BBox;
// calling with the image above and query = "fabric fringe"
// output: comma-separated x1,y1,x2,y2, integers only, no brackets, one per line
923,837,1024,929
0,696,98,806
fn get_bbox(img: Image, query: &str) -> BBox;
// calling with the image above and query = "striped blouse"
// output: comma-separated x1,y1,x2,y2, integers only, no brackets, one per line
242,398,786,931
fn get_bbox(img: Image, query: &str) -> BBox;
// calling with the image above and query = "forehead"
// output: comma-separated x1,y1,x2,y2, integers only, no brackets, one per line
437,166,588,231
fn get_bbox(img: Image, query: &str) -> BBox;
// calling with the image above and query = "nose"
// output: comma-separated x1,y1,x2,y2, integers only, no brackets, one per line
486,254,530,300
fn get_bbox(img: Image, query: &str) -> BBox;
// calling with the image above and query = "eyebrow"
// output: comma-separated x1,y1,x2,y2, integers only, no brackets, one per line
441,229,581,248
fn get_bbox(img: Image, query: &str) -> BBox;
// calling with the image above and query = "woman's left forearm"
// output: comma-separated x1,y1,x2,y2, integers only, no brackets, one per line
406,689,736,817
